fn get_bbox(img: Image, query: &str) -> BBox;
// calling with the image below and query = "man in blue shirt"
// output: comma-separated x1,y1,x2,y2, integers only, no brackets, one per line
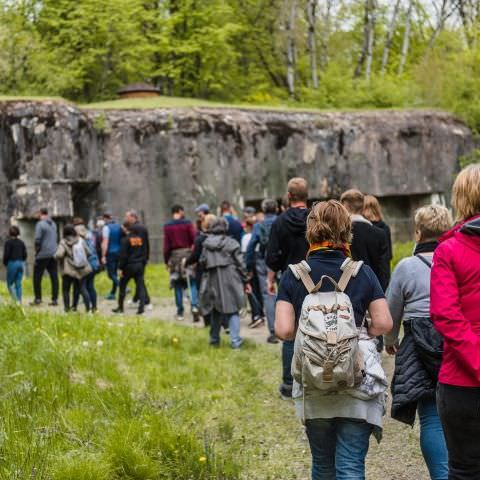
101,212,123,300
246,199,278,343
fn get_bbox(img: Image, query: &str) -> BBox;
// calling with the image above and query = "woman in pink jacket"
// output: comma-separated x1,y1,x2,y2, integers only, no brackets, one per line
431,163,480,480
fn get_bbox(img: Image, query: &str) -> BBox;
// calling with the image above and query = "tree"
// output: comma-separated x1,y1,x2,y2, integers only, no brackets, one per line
381,0,401,75
306,0,318,88
398,0,414,75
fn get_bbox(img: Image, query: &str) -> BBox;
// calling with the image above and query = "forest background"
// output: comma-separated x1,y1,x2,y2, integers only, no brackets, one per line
1,0,480,131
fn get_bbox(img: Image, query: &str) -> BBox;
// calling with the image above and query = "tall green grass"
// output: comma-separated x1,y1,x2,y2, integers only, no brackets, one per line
0,305,305,479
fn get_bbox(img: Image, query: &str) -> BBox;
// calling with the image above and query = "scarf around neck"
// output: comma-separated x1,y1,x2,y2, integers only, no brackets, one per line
414,241,439,256
308,241,352,258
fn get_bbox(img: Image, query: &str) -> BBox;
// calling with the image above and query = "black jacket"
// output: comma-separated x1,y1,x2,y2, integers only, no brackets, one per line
266,208,309,273
3,238,27,266
351,218,390,290
372,219,393,261
119,225,148,269
131,222,150,263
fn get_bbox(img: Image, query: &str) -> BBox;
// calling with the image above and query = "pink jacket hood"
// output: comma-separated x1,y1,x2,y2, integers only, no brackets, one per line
431,214,480,387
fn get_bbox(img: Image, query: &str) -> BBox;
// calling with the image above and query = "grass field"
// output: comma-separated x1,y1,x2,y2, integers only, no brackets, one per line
0,304,308,480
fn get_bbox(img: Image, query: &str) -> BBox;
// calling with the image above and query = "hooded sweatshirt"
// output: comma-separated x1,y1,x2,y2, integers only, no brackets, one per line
265,207,309,273
34,217,58,259
431,214,480,387
54,235,92,279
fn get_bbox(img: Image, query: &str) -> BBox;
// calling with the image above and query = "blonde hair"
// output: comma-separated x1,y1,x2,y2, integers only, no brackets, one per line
287,177,308,202
306,200,352,245
452,164,480,220
340,189,364,215
415,205,453,241
363,195,383,222
201,214,217,232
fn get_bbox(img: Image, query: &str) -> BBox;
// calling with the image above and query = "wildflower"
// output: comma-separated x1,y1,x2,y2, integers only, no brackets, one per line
82,341,89,347
62,332,68,338
199,456,207,463
172,337,179,344
96,340,104,348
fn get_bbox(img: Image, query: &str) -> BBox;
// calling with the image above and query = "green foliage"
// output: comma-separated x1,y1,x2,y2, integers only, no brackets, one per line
391,241,415,270
0,305,305,478
459,148,480,169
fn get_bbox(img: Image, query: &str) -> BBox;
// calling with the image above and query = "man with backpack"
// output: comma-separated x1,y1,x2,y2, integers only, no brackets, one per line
31,207,59,306
101,212,123,300
266,178,310,399
113,223,148,316
246,198,278,343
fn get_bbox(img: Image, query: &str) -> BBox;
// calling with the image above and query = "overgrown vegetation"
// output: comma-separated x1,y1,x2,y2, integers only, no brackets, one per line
0,304,307,479
1,1,480,129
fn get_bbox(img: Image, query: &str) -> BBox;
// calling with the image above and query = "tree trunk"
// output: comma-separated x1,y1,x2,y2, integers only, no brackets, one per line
320,0,332,71
285,0,297,98
365,0,376,80
354,0,371,78
306,0,318,88
398,0,413,75
381,0,401,75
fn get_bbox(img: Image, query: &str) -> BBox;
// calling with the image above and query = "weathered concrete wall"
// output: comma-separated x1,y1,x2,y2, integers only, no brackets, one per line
0,101,473,262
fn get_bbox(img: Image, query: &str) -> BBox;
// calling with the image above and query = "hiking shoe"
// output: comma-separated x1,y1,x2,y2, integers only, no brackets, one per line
112,308,124,314
279,383,293,400
49,301,59,307
146,303,153,311
176,314,185,321
192,306,200,323
29,300,42,306
105,293,116,301
267,334,279,344
249,317,265,329
136,310,145,316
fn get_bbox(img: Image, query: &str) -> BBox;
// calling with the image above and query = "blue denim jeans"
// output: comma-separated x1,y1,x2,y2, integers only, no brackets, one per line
173,277,198,315
418,397,448,480
305,418,373,480
210,310,243,348
6,260,24,302
256,257,276,334
106,252,120,295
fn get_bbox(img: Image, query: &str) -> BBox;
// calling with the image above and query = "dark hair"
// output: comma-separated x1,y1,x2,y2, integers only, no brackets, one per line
63,224,76,237
262,199,277,214
73,217,84,226
220,201,231,212
40,207,48,215
171,204,184,214
9,226,20,237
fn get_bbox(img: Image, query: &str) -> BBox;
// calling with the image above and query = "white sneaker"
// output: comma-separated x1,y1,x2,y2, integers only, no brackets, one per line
176,314,185,321
146,303,153,311
126,299,137,309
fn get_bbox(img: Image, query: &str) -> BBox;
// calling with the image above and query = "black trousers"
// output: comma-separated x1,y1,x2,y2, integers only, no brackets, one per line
33,257,59,302
119,264,146,312
62,275,90,312
437,383,480,479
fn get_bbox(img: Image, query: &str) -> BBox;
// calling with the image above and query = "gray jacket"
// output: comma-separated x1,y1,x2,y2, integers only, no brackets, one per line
199,234,247,315
35,218,58,259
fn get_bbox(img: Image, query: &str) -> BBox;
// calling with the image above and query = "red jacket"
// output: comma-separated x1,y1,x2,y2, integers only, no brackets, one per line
163,219,195,263
431,214,480,387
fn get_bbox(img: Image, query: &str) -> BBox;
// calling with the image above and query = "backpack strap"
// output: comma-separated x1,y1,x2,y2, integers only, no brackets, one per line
416,254,432,269
337,258,364,292
289,261,316,293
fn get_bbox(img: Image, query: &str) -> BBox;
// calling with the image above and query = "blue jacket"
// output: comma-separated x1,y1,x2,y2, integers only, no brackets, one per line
246,214,277,272
105,221,122,255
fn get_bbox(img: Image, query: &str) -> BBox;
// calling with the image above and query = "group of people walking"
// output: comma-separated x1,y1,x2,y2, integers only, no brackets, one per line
2,208,151,315
272,164,480,480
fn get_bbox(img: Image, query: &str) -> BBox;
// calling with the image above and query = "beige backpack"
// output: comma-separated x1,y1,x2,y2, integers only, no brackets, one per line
290,258,366,394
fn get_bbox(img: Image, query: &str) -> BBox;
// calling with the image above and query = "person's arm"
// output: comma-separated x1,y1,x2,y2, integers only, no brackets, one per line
185,236,203,266
144,227,150,264
275,300,296,340
265,219,284,273
431,244,480,380
232,243,249,284
22,241,27,261
34,222,43,254
188,222,196,248
385,262,406,351
3,241,9,267
376,231,390,290
118,237,129,271
245,225,260,272
101,225,109,265
54,242,66,260
368,298,393,337
163,227,171,265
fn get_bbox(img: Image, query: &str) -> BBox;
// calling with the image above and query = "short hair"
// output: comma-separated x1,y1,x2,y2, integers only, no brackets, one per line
63,224,76,237
287,178,308,203
201,213,217,232
340,189,365,215
171,204,184,214
73,217,84,226
306,200,352,246
452,164,480,220
220,201,231,212
363,195,383,222
9,226,20,237
415,205,453,241
126,209,139,220
40,207,48,215
262,199,277,214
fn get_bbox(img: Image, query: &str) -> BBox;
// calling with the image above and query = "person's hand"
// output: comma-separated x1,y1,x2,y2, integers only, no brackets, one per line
245,283,252,295
386,342,399,355
267,278,276,295
101,255,107,265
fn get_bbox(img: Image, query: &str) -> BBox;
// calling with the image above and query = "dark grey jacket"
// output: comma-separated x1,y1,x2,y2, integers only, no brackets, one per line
34,218,58,259
199,234,247,315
